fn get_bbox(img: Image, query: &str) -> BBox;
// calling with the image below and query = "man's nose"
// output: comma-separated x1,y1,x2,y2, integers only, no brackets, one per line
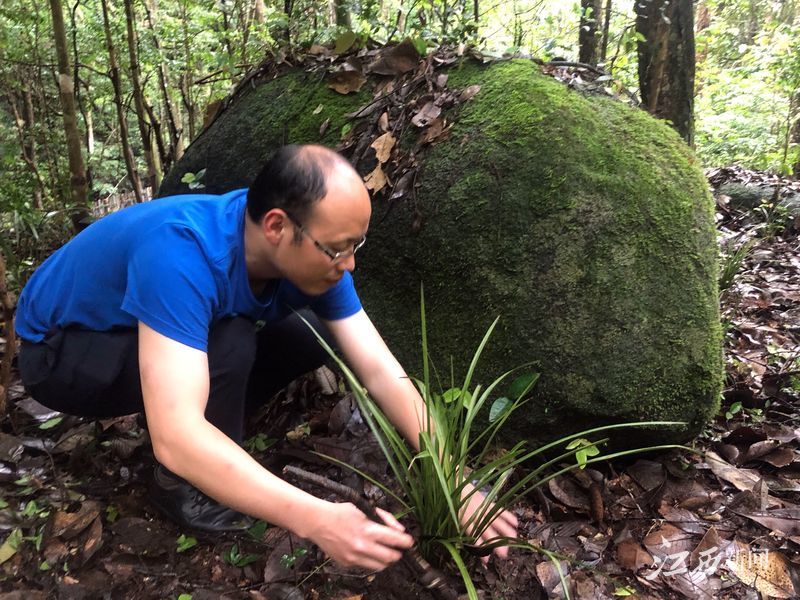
336,253,356,273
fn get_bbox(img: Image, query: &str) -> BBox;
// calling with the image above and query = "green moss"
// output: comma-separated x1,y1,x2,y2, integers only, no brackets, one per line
161,57,722,447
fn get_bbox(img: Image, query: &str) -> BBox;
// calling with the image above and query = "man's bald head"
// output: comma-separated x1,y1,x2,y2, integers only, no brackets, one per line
247,144,363,224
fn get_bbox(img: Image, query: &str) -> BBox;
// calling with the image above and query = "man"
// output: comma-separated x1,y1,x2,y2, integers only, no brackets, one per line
16,145,517,570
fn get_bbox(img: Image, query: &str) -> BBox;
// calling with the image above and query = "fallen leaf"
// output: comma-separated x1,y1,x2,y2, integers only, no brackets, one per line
364,164,388,192
50,501,102,540
725,541,797,598
458,84,481,102
419,117,445,145
642,523,694,559
263,533,309,583
367,38,420,75
410,101,441,128
741,439,780,463
548,476,589,510
760,447,796,467
308,44,328,56
736,508,800,536
370,132,395,164
327,70,366,95
319,118,330,137
377,111,389,132
615,538,653,571
704,451,761,491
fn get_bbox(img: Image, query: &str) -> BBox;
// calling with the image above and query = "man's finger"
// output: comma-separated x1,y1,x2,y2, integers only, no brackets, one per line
375,507,407,533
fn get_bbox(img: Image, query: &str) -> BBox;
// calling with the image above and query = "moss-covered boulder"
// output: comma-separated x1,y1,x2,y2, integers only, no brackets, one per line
161,58,722,446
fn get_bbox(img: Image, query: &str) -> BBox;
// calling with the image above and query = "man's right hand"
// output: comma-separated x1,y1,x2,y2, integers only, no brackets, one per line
306,502,413,571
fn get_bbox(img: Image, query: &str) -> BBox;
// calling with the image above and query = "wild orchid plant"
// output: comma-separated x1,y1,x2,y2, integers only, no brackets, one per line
303,291,685,599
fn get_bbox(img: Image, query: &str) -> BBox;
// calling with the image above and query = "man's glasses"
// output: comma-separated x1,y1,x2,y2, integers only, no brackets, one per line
284,211,366,263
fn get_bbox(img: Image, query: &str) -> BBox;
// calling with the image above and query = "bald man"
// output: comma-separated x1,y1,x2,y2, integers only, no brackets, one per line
16,145,517,570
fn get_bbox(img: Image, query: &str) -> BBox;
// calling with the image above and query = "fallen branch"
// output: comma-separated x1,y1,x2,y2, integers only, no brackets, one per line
283,465,459,600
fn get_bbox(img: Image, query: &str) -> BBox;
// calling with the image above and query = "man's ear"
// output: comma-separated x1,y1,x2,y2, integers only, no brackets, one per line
261,209,289,244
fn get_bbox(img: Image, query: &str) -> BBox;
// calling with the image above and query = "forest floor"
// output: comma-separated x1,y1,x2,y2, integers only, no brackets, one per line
0,167,799,600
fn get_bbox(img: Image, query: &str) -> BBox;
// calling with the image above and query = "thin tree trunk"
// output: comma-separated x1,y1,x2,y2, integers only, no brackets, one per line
579,0,602,66
100,0,143,203
254,0,267,23
48,0,90,231
0,250,16,418
142,0,183,168
6,90,45,208
600,0,612,62
124,0,161,190
180,0,197,141
635,0,695,145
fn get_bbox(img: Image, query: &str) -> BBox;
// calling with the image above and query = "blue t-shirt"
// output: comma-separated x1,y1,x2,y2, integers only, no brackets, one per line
15,189,362,351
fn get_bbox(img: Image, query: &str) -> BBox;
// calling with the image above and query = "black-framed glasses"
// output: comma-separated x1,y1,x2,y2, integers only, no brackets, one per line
284,211,366,262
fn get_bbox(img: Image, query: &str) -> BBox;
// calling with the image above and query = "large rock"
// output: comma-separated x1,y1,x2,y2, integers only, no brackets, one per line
161,58,722,446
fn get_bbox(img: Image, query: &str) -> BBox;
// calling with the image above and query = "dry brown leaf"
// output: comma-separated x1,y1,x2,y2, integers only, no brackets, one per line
308,44,328,56
370,132,395,164
760,447,796,467
725,541,797,598
327,70,366,94
367,38,420,75
364,164,388,192
411,101,441,127
616,538,654,571
705,450,761,491
458,84,481,102
642,523,695,559
548,476,589,510
50,501,102,540
738,508,800,536
378,111,389,132
420,117,445,145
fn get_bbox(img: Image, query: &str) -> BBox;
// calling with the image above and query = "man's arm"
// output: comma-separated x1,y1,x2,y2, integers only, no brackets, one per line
323,310,519,558
138,321,412,570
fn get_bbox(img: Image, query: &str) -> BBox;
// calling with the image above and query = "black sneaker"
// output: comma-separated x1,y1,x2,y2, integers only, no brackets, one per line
148,466,255,533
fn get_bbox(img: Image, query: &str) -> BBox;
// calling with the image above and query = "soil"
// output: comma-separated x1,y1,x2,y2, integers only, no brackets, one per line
0,166,799,599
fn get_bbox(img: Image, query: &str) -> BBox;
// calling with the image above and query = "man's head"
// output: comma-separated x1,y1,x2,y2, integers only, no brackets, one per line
246,145,371,295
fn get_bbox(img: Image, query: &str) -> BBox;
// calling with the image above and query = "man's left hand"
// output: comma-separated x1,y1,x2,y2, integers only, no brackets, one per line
460,481,519,561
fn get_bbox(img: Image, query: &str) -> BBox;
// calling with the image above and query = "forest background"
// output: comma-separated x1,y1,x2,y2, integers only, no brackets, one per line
1,0,799,291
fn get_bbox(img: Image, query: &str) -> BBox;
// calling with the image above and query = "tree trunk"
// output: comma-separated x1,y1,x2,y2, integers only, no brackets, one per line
254,0,267,23
0,250,16,418
635,0,695,146
180,0,197,141
579,0,602,66
48,0,90,231
142,0,184,169
6,89,45,208
124,0,161,190
100,0,143,203
600,0,612,62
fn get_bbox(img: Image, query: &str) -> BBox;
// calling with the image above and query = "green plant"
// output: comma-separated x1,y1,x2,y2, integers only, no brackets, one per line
176,534,198,553
304,290,685,600
718,237,755,292
222,543,259,568
244,433,277,453
279,547,307,569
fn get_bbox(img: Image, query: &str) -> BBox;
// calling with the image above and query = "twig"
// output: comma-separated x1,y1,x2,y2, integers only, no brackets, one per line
283,465,459,600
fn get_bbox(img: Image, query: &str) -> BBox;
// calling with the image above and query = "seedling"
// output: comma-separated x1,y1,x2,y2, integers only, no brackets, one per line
176,534,198,553
222,543,259,568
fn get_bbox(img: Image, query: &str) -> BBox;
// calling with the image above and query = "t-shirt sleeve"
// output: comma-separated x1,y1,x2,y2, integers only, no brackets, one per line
309,271,362,320
121,225,219,351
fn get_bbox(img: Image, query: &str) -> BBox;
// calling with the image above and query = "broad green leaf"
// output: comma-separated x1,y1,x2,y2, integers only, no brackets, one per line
0,529,23,564
489,397,511,422
180,172,195,184
38,417,62,430
509,373,538,399
334,30,356,54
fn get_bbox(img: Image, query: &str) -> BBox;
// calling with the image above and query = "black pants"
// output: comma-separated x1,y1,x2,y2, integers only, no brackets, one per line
17,311,334,443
